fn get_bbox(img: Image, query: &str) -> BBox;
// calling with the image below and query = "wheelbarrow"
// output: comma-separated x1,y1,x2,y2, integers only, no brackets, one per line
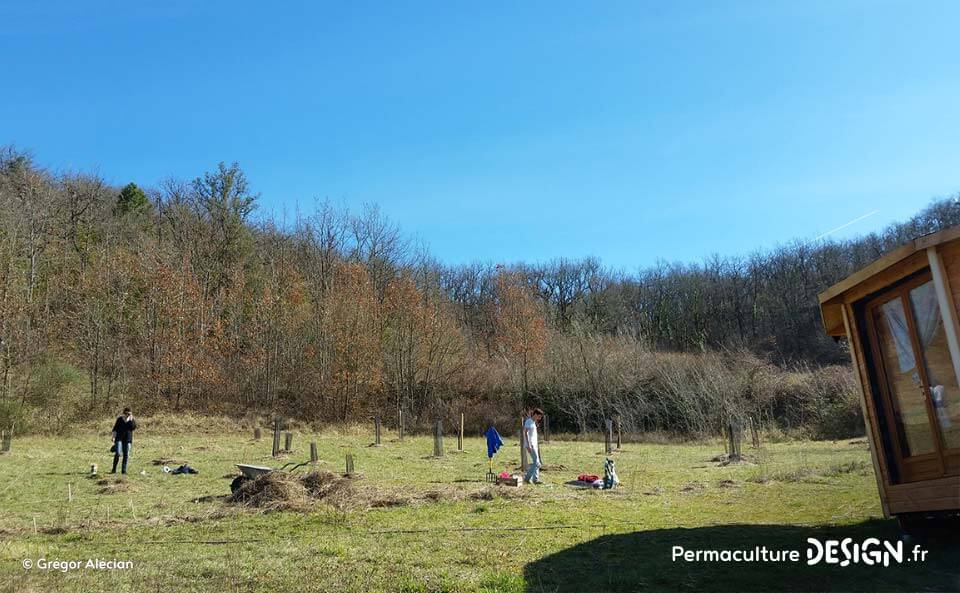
230,460,313,494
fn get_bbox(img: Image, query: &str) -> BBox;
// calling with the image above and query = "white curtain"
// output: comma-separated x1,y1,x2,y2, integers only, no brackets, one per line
881,299,916,373
880,281,942,374
909,281,941,348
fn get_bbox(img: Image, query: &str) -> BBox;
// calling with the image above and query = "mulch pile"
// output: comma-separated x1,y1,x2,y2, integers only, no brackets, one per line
226,471,525,513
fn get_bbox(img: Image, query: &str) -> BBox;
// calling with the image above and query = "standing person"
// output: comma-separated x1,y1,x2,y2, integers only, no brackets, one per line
523,408,544,485
111,407,137,475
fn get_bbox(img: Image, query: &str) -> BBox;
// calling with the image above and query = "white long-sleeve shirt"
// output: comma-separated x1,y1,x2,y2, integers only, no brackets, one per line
523,417,539,454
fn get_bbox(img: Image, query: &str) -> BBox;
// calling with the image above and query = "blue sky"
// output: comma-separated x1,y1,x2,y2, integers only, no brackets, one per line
2,1,957,270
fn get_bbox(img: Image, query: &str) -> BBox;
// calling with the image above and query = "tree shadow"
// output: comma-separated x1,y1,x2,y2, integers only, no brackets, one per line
524,520,959,592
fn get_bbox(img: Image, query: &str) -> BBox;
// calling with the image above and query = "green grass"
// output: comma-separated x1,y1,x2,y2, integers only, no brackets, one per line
0,422,956,592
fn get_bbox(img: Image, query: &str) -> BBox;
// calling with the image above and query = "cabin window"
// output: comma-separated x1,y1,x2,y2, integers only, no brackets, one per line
865,271,960,481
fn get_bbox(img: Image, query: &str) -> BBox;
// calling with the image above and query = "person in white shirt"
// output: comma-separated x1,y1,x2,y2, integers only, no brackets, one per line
523,408,544,484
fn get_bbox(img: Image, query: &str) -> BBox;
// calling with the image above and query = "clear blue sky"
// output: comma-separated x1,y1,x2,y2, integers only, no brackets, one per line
2,1,957,270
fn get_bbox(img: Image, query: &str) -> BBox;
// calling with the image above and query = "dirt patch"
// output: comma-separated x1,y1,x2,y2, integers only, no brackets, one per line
643,486,664,496
151,458,186,466
41,526,69,535
97,479,133,495
539,464,567,472
718,479,738,488
193,494,228,503
226,471,527,513
680,481,706,493
711,453,755,466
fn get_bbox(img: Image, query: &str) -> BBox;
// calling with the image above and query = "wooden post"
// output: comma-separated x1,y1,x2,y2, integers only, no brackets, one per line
749,416,760,449
310,442,318,464
345,453,355,476
457,412,464,452
604,419,613,454
398,409,404,442
284,432,293,453
272,418,281,457
727,420,742,461
253,427,261,441
542,414,550,443
433,420,444,457
374,416,382,446
520,416,529,471
67,483,72,502
615,415,622,451
1,429,10,454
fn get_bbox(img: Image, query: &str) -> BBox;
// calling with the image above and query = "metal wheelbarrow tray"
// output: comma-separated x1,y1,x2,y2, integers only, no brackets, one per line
231,460,313,493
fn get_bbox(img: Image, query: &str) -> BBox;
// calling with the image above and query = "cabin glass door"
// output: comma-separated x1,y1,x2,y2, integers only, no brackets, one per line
907,281,960,465
868,273,960,481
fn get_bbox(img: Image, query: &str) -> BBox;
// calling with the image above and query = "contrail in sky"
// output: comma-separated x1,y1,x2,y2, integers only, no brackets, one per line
813,209,880,241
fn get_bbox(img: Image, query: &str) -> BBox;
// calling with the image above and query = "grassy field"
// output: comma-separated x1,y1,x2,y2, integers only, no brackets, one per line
0,419,957,592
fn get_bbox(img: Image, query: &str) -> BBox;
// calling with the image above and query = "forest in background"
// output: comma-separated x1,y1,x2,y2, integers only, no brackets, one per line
1,145,958,438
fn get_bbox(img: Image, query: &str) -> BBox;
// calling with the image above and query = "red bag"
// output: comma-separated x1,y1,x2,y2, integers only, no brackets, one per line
577,474,600,482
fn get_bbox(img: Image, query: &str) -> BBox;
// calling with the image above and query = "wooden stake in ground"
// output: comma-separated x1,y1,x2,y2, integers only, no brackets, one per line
520,416,529,472
542,414,550,443
457,412,464,452
0,429,11,454
272,418,281,457
345,454,355,477
433,420,444,457
253,427,261,441
398,409,404,442
284,432,293,452
615,415,622,451
374,416,382,446
310,442,318,464
749,416,760,449
727,420,742,461
604,419,613,455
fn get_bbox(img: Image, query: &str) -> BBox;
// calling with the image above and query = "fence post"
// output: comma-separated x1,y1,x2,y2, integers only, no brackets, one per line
284,432,293,453
310,442,318,464
520,416,529,471
272,418,281,457
457,412,464,452
345,453,354,476
398,409,404,442
615,415,622,451
604,419,613,454
374,416,382,446
542,414,550,443
253,427,261,441
749,416,760,449
727,420,742,461
433,420,444,457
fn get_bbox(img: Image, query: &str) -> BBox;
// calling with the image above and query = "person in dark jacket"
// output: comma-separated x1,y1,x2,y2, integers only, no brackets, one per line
111,407,137,474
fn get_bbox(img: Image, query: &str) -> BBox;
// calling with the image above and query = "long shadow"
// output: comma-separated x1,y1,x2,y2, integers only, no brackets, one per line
524,520,959,592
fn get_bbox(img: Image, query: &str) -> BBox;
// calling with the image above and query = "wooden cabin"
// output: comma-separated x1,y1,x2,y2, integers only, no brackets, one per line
819,226,960,527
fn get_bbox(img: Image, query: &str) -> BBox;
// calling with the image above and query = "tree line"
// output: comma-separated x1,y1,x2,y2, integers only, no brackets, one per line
1,145,957,436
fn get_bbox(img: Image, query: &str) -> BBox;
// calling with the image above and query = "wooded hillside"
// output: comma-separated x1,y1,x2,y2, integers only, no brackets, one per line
1,146,957,436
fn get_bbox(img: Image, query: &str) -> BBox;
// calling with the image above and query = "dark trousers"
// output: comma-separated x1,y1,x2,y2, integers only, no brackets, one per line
112,441,132,474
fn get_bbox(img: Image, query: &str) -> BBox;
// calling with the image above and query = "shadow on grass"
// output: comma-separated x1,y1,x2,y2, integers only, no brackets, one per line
524,520,959,592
